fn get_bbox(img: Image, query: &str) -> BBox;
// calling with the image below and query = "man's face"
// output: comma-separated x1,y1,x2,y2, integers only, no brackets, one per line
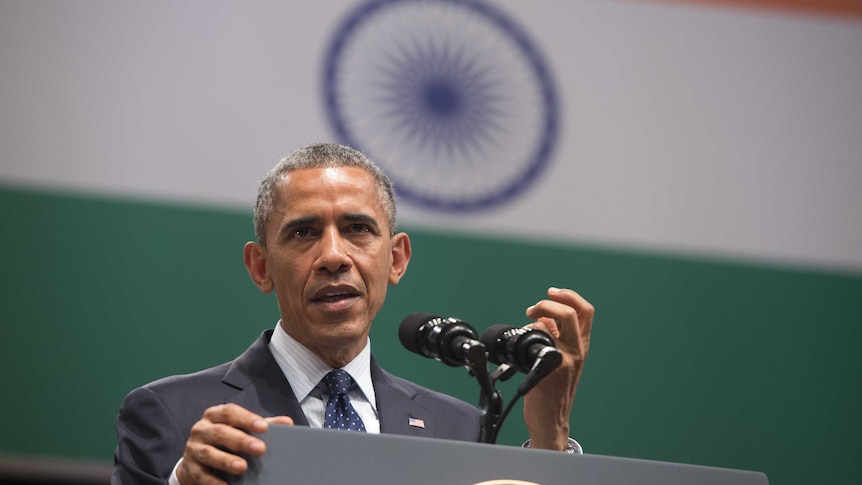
245,166,410,366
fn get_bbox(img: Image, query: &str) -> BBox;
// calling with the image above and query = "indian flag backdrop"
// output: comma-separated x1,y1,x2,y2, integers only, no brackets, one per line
1,1,860,483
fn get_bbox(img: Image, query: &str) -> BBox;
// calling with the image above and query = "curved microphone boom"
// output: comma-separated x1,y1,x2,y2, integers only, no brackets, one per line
399,313,483,367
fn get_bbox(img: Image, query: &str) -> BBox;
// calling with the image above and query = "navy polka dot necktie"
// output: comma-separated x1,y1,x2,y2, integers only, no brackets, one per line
323,369,366,432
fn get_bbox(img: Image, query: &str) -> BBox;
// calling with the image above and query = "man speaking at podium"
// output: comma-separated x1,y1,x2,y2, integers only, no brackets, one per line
113,143,594,484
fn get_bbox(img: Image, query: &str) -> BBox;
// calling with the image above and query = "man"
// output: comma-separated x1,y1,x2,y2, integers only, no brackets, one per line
113,143,593,484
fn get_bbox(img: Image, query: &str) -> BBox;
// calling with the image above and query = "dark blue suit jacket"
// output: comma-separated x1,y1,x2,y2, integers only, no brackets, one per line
112,330,481,484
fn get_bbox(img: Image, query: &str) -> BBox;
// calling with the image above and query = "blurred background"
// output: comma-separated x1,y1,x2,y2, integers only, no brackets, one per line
1,1,860,484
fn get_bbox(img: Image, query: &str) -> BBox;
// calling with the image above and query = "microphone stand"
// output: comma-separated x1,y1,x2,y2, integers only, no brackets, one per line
467,347,563,444
463,344,502,443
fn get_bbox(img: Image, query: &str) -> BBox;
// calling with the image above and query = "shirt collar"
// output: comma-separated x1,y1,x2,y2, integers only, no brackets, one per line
268,321,376,409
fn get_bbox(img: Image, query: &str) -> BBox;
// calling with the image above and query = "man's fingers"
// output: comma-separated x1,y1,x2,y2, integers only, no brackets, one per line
548,287,594,334
190,420,266,457
180,422,260,484
178,404,273,484
527,289,593,329
526,300,578,339
203,403,268,433
178,405,297,484
524,287,593,359
185,438,249,474
526,318,557,338
177,455,232,485
265,416,294,426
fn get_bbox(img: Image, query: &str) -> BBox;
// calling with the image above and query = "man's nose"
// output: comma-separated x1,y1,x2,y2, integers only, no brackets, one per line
316,228,350,273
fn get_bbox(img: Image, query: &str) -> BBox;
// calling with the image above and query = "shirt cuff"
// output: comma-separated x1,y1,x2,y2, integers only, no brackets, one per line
521,437,583,454
169,457,183,485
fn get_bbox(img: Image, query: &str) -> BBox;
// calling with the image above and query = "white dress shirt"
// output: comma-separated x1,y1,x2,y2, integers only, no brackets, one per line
267,321,380,433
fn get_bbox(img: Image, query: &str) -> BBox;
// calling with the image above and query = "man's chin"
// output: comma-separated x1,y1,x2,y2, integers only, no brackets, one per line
308,315,370,344
310,330,370,366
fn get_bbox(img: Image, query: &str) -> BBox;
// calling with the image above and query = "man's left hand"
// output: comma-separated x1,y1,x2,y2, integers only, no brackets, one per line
522,286,594,451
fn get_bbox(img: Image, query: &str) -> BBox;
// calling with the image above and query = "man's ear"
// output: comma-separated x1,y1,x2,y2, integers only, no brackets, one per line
244,241,274,293
388,232,411,285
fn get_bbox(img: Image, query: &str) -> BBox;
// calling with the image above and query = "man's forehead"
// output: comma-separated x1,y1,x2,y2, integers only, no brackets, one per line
280,166,373,190
271,166,386,218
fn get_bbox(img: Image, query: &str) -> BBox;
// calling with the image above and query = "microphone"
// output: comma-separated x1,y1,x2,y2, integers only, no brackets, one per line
399,313,483,367
480,324,561,374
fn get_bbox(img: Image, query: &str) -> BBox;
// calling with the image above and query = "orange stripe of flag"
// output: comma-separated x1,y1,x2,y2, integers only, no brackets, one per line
644,0,862,20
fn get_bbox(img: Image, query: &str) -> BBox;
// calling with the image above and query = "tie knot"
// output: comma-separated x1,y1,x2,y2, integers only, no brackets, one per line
324,369,354,396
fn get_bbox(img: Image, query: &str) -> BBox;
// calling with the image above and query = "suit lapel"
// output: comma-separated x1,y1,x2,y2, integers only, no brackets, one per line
372,358,435,438
221,330,310,426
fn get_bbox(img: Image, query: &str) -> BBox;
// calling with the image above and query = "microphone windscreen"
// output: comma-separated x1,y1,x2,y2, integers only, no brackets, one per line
480,324,517,365
399,312,439,354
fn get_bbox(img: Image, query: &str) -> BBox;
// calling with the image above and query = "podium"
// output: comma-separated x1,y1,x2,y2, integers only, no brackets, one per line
232,425,769,485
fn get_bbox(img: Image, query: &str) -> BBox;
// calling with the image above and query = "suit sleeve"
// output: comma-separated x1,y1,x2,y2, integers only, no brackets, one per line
112,386,187,485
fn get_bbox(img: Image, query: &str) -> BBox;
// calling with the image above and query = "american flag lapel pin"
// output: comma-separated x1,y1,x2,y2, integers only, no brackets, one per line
408,417,425,429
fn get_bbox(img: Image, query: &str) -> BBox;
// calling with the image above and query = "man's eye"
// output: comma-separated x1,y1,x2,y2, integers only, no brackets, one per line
292,227,315,238
346,224,370,234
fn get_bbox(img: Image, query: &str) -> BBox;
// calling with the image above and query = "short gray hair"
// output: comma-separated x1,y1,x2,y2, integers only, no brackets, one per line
253,143,398,243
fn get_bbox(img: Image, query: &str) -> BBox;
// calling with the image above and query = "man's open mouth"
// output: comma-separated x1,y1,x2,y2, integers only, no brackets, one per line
313,292,357,303
311,286,360,304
